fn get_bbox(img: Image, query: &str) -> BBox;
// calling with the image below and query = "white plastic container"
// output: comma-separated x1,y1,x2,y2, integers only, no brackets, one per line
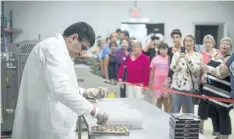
106,108,143,129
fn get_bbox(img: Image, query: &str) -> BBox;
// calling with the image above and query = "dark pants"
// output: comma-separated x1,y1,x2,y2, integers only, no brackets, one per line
209,104,232,135
120,85,126,98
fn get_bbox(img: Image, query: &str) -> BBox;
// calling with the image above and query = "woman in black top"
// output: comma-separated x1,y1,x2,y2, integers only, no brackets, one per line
103,41,118,83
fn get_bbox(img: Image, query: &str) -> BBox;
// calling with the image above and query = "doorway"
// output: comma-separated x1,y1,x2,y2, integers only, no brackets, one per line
146,23,165,36
194,22,227,48
195,25,218,47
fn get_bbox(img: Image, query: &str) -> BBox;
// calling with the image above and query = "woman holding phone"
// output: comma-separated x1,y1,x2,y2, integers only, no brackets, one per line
170,35,203,113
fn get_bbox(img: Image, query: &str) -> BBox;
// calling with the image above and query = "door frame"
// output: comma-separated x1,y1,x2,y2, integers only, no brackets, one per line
192,22,228,42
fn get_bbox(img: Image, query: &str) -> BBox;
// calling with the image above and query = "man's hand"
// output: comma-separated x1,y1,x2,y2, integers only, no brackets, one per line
96,111,108,125
84,87,108,100
91,107,108,125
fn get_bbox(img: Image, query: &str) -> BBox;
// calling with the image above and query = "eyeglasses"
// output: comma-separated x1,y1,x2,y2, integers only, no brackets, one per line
81,41,91,54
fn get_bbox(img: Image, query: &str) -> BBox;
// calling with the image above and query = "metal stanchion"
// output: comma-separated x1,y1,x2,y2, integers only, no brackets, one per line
78,116,82,139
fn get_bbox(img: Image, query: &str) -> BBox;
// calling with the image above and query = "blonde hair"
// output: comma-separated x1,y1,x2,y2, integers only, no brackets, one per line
202,34,216,46
132,40,142,47
220,37,233,48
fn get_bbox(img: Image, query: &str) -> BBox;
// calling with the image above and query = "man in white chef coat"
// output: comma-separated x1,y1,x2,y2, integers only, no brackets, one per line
11,22,108,139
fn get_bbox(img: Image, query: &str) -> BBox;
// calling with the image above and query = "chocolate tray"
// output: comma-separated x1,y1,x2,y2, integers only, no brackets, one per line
169,127,200,133
170,117,200,125
169,132,199,139
170,130,199,137
89,125,129,136
170,120,200,129
170,113,200,124
170,113,200,120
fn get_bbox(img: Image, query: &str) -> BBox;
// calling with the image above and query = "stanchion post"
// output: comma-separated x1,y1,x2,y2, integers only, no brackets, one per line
78,116,82,139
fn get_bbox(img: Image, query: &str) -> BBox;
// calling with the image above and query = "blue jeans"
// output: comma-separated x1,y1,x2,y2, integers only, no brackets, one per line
171,88,194,113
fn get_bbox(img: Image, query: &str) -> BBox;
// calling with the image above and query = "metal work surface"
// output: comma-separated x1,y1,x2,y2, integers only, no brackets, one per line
74,65,120,97
82,99,207,139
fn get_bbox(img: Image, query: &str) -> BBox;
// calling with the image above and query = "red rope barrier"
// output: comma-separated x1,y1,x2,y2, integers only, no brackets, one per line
120,81,234,103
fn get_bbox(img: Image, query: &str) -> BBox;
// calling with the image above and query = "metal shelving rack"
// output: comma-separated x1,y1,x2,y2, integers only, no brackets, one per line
1,1,22,52
1,1,6,52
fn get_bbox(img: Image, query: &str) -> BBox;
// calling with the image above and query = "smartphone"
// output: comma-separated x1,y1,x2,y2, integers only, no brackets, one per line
180,47,186,53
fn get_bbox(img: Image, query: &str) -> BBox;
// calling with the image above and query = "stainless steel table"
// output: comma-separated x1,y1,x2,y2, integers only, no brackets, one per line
81,98,208,139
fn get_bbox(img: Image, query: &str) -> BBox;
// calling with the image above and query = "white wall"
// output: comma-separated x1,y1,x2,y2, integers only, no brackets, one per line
4,1,234,46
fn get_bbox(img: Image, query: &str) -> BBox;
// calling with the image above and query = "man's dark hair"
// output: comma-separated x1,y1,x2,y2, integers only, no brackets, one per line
122,30,130,38
171,29,182,38
63,22,96,46
116,29,121,33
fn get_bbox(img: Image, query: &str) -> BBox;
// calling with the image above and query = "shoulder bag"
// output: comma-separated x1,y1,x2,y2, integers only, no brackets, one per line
186,61,201,105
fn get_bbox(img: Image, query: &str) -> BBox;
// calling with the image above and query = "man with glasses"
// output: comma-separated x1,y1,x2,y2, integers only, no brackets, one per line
11,22,108,139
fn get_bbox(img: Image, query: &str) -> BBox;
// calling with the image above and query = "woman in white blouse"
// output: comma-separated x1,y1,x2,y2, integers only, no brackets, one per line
170,35,203,113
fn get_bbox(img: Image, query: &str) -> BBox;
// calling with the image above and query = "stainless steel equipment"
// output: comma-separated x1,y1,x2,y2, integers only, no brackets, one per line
74,64,120,97
1,40,39,136
1,52,18,136
15,40,40,87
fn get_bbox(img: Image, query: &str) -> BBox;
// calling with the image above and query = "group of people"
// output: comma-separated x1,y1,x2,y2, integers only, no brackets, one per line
11,21,234,139
92,28,234,139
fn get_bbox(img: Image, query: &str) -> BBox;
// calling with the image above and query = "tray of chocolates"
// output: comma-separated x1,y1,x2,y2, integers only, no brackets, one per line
169,126,200,133
169,133,199,139
170,113,200,124
170,120,200,129
89,125,129,136
169,113,201,139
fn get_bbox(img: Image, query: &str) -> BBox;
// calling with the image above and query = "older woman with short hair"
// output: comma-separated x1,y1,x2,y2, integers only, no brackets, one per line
199,34,218,135
118,40,150,99
200,34,219,64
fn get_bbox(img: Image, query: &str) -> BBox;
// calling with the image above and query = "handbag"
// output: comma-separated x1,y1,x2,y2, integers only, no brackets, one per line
120,56,129,98
186,62,201,105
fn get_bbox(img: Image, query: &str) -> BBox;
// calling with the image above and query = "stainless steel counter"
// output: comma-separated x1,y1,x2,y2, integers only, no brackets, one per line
81,98,208,139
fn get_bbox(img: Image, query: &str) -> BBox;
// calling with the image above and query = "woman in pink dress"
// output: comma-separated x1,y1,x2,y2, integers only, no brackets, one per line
150,42,170,112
